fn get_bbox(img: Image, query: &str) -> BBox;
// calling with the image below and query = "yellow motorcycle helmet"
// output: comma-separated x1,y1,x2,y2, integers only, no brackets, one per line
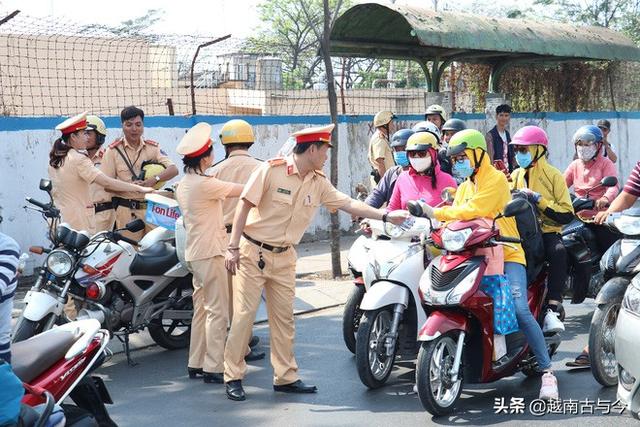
86,115,107,136
220,119,254,145
140,161,167,190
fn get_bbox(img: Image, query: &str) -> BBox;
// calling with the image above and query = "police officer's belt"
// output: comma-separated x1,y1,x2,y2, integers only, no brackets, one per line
225,224,233,233
94,201,115,213
113,197,147,210
242,233,289,253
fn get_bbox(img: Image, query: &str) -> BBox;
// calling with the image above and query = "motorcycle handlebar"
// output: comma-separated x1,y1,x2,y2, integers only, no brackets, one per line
26,197,49,210
111,232,139,247
495,236,521,244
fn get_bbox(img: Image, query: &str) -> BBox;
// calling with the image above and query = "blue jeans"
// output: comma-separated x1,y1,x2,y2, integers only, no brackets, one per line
504,262,551,370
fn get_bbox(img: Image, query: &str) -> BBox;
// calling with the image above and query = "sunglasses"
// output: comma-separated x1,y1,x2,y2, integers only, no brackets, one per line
407,151,428,158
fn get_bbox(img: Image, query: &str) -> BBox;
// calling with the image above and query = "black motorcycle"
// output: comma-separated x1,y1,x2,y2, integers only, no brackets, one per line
562,176,618,302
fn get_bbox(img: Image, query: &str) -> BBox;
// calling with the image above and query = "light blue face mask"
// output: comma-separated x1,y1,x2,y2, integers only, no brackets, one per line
453,159,474,179
515,151,533,168
393,151,410,167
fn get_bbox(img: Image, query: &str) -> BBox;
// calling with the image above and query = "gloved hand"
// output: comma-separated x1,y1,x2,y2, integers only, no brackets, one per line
520,188,541,204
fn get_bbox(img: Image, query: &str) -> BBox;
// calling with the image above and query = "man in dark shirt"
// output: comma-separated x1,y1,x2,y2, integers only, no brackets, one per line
485,104,515,171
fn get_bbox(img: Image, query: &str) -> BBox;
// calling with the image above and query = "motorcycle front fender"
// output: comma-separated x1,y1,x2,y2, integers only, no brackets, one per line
418,310,469,342
594,276,631,305
359,280,409,311
23,291,63,321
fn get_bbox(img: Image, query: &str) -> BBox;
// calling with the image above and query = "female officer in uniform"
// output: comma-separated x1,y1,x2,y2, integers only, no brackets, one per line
175,122,244,384
48,112,154,235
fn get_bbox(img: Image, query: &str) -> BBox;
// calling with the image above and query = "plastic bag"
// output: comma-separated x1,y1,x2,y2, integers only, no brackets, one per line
480,274,519,335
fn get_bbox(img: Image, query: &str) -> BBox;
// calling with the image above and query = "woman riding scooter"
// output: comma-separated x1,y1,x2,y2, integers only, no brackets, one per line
387,132,456,211
564,125,620,368
509,126,574,334
415,129,559,400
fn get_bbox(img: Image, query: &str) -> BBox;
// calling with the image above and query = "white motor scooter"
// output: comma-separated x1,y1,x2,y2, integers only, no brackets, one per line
342,234,371,354
355,217,437,388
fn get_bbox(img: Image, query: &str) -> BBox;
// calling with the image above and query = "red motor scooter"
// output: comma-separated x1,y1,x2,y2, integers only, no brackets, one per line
12,319,118,426
407,198,561,416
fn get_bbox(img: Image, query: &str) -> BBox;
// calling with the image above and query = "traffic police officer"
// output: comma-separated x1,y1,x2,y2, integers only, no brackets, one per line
175,122,244,384
100,106,178,239
85,115,116,232
223,124,409,401
208,119,264,360
368,110,396,188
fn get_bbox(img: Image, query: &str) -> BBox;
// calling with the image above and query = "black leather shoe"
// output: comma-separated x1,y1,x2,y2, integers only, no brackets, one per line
203,372,224,384
226,380,246,401
188,367,203,379
273,380,317,394
249,335,260,348
245,350,265,362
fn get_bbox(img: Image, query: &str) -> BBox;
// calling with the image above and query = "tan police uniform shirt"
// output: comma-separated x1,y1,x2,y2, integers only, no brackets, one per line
368,130,395,172
90,147,110,204
208,151,262,226
48,149,101,233
99,137,174,200
241,156,351,247
175,173,233,262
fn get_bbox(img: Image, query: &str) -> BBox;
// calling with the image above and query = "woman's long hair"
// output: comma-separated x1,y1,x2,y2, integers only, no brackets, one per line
182,145,213,174
49,133,72,169
427,148,438,189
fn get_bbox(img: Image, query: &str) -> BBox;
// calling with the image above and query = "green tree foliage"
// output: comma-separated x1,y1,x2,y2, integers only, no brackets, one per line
79,9,165,37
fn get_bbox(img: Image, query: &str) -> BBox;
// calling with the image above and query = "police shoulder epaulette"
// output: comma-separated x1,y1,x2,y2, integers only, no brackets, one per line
144,139,159,147
315,169,326,177
96,147,106,158
267,157,287,167
108,139,123,149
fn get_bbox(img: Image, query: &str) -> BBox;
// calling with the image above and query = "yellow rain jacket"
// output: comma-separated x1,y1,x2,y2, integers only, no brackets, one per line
433,149,526,265
510,146,574,234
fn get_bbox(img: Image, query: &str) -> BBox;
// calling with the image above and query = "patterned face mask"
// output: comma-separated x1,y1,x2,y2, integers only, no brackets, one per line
576,144,598,161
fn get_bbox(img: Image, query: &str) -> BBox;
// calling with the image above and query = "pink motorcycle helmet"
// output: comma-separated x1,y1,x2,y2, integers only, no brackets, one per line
509,125,548,147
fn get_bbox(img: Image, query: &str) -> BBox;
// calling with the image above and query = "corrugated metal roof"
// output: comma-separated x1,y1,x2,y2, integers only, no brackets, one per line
330,3,640,63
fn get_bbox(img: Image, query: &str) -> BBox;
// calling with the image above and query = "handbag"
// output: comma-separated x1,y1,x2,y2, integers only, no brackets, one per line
480,274,519,335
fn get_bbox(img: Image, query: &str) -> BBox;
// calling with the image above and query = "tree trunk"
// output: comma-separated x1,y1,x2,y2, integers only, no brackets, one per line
321,0,342,278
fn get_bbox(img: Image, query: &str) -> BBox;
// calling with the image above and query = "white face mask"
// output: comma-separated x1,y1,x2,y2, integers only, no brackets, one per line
576,144,598,161
409,156,432,172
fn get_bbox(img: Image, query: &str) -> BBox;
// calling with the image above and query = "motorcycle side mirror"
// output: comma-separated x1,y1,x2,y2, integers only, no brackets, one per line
440,187,456,203
125,219,145,233
407,200,423,217
39,179,52,193
503,198,530,218
600,176,618,188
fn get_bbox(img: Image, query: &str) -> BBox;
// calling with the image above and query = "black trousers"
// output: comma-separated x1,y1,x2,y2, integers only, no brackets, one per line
543,232,567,302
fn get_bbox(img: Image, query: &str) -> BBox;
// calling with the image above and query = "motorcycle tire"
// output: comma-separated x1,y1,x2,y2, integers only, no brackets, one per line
12,314,54,343
588,300,622,387
355,307,397,389
342,285,365,354
416,333,463,416
147,277,193,350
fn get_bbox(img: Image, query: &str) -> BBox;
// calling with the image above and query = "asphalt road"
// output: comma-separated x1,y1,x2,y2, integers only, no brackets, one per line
98,301,636,426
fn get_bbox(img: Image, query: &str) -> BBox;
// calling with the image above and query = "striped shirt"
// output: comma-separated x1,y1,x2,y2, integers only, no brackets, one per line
623,162,640,197
0,232,19,363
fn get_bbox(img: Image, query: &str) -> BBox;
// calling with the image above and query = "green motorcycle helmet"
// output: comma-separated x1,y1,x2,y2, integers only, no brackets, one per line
446,129,487,157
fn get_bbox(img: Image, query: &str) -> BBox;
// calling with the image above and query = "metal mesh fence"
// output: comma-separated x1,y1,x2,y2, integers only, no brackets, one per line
1,10,640,117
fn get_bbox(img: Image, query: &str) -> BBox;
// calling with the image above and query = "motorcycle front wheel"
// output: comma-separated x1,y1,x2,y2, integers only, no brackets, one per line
342,284,365,354
355,307,397,389
416,333,463,416
589,300,621,387
147,277,193,350
12,314,55,343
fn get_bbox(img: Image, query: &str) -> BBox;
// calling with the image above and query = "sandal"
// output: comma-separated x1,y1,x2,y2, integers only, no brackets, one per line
565,351,590,368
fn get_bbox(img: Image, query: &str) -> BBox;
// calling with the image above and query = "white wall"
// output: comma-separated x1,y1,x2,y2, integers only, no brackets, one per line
1,114,638,256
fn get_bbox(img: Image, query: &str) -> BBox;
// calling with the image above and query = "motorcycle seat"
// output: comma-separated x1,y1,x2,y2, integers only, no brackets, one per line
11,329,77,383
130,241,178,276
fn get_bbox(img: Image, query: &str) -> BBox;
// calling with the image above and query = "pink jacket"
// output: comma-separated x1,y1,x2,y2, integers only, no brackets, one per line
388,165,457,211
564,153,619,204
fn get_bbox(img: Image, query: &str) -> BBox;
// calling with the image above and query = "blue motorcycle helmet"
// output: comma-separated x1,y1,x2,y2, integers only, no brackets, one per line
390,128,415,148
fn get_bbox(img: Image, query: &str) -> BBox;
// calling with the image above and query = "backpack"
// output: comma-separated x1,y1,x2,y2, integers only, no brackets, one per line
511,192,545,283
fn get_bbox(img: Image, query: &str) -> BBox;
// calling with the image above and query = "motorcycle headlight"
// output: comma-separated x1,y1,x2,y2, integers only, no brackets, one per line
614,215,640,236
446,267,480,304
46,249,75,277
441,228,472,252
623,275,640,316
